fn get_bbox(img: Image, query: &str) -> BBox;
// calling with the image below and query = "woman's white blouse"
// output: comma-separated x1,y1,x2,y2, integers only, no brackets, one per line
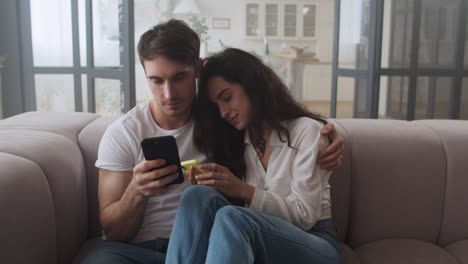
244,117,332,231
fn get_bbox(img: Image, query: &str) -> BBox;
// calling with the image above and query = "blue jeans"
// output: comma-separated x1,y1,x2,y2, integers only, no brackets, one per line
166,185,341,264
79,237,168,264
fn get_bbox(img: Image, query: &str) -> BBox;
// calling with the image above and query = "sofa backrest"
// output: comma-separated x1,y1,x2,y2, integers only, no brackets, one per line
0,112,101,264
77,116,117,238
331,119,468,248
2,112,467,263
415,120,468,246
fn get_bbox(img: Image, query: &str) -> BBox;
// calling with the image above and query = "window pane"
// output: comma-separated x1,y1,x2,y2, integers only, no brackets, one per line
381,0,414,68
93,0,122,67
265,4,278,36
82,74,88,112
461,78,468,119
419,0,460,68
415,77,452,119
303,63,333,117
465,1,468,68
433,78,452,119
337,77,367,118
415,77,429,119
338,0,371,69
0,62,4,119
79,0,87,67
95,78,122,116
30,0,73,66
380,76,409,119
284,5,297,37
246,4,259,36
35,75,75,112
303,5,316,37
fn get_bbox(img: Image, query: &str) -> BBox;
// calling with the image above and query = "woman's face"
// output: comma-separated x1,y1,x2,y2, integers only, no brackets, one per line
207,76,253,130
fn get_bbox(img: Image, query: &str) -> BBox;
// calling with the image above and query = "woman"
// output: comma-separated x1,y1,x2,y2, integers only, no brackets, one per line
166,48,341,264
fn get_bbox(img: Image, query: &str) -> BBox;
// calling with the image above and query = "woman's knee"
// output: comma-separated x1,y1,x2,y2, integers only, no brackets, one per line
214,206,249,226
180,185,221,205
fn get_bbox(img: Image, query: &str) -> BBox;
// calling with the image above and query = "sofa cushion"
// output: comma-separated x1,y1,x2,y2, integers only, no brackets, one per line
337,120,447,247
78,116,117,238
0,130,87,264
339,242,361,264
445,240,468,264
0,111,99,142
416,120,468,246
0,153,56,264
355,239,459,264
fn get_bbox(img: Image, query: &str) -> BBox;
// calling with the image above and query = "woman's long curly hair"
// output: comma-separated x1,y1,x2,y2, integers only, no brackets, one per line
194,48,326,180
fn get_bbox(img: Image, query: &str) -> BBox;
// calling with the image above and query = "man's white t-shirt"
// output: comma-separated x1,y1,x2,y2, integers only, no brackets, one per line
95,102,207,242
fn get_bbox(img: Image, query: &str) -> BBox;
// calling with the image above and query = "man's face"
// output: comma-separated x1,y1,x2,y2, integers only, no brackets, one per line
143,56,198,120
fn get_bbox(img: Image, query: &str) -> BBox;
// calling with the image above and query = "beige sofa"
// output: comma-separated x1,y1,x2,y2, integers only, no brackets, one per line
0,111,467,264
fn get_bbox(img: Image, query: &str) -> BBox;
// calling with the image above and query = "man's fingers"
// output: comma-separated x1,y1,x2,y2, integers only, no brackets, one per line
150,165,178,180
320,160,339,170
320,123,334,135
134,159,166,174
318,138,343,159
148,172,179,189
317,146,343,164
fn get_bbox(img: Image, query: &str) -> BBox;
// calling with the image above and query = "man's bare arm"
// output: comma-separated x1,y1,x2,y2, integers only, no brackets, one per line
98,159,180,241
98,169,146,241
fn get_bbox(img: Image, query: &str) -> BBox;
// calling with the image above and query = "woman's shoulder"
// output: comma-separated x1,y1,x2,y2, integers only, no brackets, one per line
287,117,325,135
286,117,329,151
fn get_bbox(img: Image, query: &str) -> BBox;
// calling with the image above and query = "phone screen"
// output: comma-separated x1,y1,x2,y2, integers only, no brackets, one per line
140,136,184,184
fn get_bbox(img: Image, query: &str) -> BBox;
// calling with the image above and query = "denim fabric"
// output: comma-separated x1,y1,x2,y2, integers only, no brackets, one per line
166,185,341,264
80,237,168,264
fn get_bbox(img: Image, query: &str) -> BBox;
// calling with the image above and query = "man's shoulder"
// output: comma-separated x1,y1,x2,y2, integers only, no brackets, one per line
110,102,150,129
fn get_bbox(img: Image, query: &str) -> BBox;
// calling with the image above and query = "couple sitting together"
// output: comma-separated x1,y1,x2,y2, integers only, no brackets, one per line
82,19,343,264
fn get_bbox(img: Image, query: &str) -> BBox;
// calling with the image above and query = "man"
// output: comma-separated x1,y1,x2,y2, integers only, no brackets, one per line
81,19,344,264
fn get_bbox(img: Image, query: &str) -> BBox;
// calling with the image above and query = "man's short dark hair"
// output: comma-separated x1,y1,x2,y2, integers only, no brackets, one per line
137,19,200,67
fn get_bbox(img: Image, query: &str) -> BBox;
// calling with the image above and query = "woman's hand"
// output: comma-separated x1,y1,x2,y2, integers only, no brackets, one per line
196,163,255,203
185,166,198,185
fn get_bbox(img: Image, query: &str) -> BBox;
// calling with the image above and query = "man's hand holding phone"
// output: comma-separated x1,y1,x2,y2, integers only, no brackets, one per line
131,159,180,198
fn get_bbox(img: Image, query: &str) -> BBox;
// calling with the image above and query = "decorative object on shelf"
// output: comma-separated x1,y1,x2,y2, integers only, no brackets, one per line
264,37,270,56
212,18,230,29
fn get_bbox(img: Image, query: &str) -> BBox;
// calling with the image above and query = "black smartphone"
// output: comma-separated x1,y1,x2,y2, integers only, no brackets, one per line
140,136,184,185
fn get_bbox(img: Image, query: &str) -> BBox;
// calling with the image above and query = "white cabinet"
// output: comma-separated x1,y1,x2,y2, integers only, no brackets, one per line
245,1,317,39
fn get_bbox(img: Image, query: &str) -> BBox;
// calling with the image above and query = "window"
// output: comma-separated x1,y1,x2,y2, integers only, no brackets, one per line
246,4,259,36
423,7,447,41
265,4,278,36
245,2,317,39
303,4,316,37
284,5,297,37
